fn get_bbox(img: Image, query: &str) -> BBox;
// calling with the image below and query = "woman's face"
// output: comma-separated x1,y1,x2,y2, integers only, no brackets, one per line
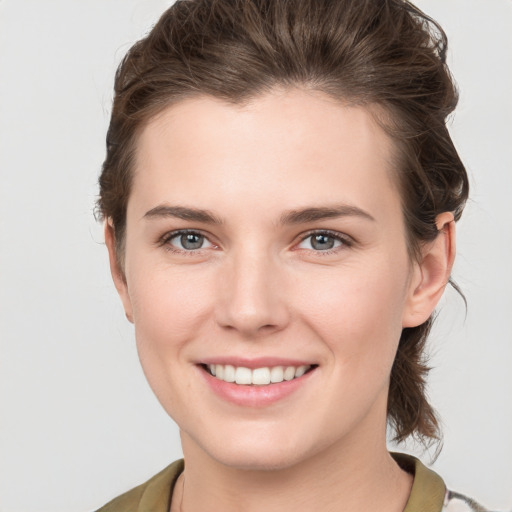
110,88,428,470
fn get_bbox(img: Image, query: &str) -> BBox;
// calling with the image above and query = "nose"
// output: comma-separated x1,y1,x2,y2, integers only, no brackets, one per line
215,250,290,338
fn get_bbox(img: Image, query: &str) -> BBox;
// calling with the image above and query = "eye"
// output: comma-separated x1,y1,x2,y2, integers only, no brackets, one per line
296,231,349,252
163,230,214,252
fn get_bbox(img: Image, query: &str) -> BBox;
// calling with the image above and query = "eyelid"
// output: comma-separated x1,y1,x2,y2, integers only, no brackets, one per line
158,228,217,254
157,228,354,255
294,229,354,253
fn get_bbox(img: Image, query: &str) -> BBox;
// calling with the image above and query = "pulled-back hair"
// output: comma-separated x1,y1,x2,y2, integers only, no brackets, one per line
97,0,469,445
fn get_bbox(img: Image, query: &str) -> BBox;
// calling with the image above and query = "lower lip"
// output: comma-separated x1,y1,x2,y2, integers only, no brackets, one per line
199,366,316,407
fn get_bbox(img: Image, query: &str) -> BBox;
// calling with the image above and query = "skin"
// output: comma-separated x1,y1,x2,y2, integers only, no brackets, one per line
106,88,455,512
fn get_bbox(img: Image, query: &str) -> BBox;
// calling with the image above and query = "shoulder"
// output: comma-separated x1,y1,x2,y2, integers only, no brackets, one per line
443,490,491,512
95,459,184,512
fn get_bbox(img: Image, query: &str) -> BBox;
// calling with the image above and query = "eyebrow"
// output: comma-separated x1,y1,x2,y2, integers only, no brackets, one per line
143,204,375,225
278,205,375,225
143,205,225,224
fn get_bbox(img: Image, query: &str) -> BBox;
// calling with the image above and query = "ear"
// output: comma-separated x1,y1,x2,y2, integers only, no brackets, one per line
402,212,456,328
104,220,134,323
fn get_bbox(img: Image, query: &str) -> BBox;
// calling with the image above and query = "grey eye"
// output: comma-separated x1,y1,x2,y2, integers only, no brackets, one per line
297,233,343,251
180,233,204,250
169,232,212,251
311,234,336,250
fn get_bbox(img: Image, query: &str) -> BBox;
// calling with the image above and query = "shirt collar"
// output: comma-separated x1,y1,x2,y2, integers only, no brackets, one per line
392,452,447,512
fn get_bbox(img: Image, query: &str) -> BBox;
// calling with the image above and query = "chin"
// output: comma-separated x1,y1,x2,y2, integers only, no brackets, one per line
185,424,326,472
209,445,309,472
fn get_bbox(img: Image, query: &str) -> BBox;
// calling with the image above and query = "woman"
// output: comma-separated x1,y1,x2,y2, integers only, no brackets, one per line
96,0,487,510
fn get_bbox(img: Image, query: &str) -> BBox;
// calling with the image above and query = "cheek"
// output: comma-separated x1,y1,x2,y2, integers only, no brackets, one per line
128,264,216,352
127,265,218,414
296,261,409,364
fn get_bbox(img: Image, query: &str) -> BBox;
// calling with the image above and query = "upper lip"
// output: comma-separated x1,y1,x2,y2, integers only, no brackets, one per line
198,357,316,369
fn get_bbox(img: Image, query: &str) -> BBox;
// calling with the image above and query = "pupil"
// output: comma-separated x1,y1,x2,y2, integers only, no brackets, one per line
312,234,334,250
181,233,203,250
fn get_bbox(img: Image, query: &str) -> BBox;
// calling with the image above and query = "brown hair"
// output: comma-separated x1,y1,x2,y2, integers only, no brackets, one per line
97,0,469,446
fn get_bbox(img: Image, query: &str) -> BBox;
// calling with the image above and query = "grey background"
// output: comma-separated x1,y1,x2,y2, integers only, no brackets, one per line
0,0,511,510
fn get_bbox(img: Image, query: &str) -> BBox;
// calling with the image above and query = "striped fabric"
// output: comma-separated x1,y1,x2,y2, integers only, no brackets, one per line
443,490,490,512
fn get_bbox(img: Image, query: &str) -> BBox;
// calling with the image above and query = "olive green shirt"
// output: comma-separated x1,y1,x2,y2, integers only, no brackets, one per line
95,453,487,512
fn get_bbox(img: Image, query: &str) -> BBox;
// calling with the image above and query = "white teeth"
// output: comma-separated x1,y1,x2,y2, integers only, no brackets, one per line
235,367,252,385
223,364,235,383
295,365,307,378
270,366,284,383
252,367,271,385
283,366,296,381
206,364,312,385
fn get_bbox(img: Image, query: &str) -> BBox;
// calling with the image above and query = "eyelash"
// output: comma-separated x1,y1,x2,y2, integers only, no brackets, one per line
158,229,215,256
159,229,353,256
296,229,353,255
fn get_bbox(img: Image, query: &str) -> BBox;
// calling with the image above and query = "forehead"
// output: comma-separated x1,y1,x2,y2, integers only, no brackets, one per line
131,88,400,221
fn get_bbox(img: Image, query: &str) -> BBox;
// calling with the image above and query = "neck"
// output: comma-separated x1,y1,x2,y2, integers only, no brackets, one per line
174,428,412,512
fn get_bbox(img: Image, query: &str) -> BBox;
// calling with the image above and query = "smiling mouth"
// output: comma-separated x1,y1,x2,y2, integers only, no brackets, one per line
201,364,317,385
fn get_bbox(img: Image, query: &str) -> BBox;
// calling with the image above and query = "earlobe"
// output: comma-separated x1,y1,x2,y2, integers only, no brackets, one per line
104,220,134,324
402,212,456,328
